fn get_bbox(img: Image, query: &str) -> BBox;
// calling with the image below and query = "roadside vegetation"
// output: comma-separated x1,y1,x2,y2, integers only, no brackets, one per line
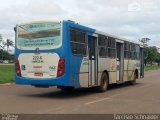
0,36,160,84
145,66,160,71
140,38,160,66
0,65,15,84
140,38,160,71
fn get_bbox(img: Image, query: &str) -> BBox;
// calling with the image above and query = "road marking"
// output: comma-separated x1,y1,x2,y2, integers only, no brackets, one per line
85,98,112,105
85,84,152,105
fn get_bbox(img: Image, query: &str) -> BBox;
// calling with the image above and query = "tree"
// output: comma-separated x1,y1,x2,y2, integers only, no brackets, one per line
144,46,158,66
0,34,5,60
5,39,14,53
0,34,3,49
0,50,14,60
0,34,5,49
155,53,160,66
139,38,151,47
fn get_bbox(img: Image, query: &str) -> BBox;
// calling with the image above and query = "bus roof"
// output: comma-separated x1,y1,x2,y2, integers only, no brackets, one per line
16,20,143,47
65,20,143,47
16,20,61,26
95,30,143,47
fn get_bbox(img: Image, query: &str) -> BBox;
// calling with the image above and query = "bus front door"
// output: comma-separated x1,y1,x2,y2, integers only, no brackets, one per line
88,35,98,86
116,42,124,82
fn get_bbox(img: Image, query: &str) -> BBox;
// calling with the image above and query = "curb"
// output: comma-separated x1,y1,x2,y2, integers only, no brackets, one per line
0,83,15,87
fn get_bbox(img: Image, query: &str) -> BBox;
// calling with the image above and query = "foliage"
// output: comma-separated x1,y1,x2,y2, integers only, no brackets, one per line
0,50,14,60
155,53,160,66
0,65,15,83
139,38,150,47
0,34,5,49
0,34,14,51
144,46,160,66
145,66,160,71
4,39,14,52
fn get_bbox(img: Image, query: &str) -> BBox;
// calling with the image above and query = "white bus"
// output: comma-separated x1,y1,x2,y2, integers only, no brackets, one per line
15,20,144,92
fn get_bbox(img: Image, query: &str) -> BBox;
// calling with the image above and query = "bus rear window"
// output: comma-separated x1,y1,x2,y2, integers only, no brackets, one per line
17,22,61,50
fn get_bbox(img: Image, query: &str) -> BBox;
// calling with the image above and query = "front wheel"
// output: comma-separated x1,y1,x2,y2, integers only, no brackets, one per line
98,73,109,92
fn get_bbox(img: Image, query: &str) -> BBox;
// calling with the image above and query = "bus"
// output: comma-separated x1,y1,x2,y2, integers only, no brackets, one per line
14,20,144,92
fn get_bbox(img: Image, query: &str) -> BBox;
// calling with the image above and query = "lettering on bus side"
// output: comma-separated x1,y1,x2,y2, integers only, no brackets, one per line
49,66,56,71
82,58,89,65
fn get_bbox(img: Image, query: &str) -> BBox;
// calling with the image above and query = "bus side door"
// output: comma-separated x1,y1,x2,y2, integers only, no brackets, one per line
88,35,98,86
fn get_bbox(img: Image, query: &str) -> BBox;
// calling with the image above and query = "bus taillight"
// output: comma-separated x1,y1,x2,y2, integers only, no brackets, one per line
15,59,21,77
57,58,65,77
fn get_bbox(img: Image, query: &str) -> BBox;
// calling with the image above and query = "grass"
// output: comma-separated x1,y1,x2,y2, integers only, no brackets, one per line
0,64,160,84
145,66,160,71
0,65,15,84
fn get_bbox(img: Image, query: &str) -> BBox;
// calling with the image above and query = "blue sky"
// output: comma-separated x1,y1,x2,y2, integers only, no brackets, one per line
0,0,160,47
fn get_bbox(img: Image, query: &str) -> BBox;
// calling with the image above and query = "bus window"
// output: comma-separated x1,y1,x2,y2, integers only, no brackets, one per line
17,22,61,50
108,37,116,58
98,35,107,58
70,28,87,56
124,42,130,59
135,44,140,60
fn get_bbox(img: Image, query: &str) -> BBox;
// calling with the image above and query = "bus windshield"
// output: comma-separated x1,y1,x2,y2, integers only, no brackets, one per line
17,22,61,50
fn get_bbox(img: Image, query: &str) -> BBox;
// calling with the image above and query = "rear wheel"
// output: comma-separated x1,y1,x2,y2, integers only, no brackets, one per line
98,73,109,92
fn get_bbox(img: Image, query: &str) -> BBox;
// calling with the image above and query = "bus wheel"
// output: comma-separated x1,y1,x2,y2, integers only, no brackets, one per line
98,73,109,92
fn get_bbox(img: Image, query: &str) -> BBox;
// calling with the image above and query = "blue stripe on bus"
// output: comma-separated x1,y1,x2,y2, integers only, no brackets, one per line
15,20,96,87
65,20,96,87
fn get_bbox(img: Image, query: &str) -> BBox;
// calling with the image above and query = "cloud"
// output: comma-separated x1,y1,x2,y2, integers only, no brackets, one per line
68,0,160,44
0,0,67,38
0,0,160,46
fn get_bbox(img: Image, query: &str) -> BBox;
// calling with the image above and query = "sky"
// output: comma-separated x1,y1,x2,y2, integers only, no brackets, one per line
0,0,160,47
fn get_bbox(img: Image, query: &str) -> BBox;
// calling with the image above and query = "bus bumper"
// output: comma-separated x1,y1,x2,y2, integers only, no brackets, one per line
15,75,73,87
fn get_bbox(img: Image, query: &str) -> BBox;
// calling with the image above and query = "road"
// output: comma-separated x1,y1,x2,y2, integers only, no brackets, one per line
0,70,160,114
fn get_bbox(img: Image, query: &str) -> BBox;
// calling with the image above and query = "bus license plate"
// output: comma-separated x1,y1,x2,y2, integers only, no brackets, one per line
34,73,43,77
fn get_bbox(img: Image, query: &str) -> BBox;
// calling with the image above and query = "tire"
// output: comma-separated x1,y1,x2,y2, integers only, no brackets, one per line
98,72,109,92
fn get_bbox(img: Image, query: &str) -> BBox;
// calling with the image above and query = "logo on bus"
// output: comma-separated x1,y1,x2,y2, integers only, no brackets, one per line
111,60,116,71
49,66,56,71
83,58,89,65
21,65,26,71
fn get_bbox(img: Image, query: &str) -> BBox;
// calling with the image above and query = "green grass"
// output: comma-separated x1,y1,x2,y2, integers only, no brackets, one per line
0,64,159,84
145,66,160,71
0,65,15,84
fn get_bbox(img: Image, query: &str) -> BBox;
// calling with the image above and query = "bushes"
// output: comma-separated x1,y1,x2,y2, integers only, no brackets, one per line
144,46,160,66
0,50,14,61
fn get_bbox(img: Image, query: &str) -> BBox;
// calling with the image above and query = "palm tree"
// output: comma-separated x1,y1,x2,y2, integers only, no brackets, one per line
0,34,6,49
5,39,14,53
0,34,4,60
0,34,3,49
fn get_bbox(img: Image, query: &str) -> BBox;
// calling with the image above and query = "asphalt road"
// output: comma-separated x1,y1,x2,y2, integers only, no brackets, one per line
0,70,160,114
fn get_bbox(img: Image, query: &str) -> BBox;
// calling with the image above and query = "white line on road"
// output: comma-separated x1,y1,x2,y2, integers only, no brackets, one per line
85,98,112,105
85,84,153,105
